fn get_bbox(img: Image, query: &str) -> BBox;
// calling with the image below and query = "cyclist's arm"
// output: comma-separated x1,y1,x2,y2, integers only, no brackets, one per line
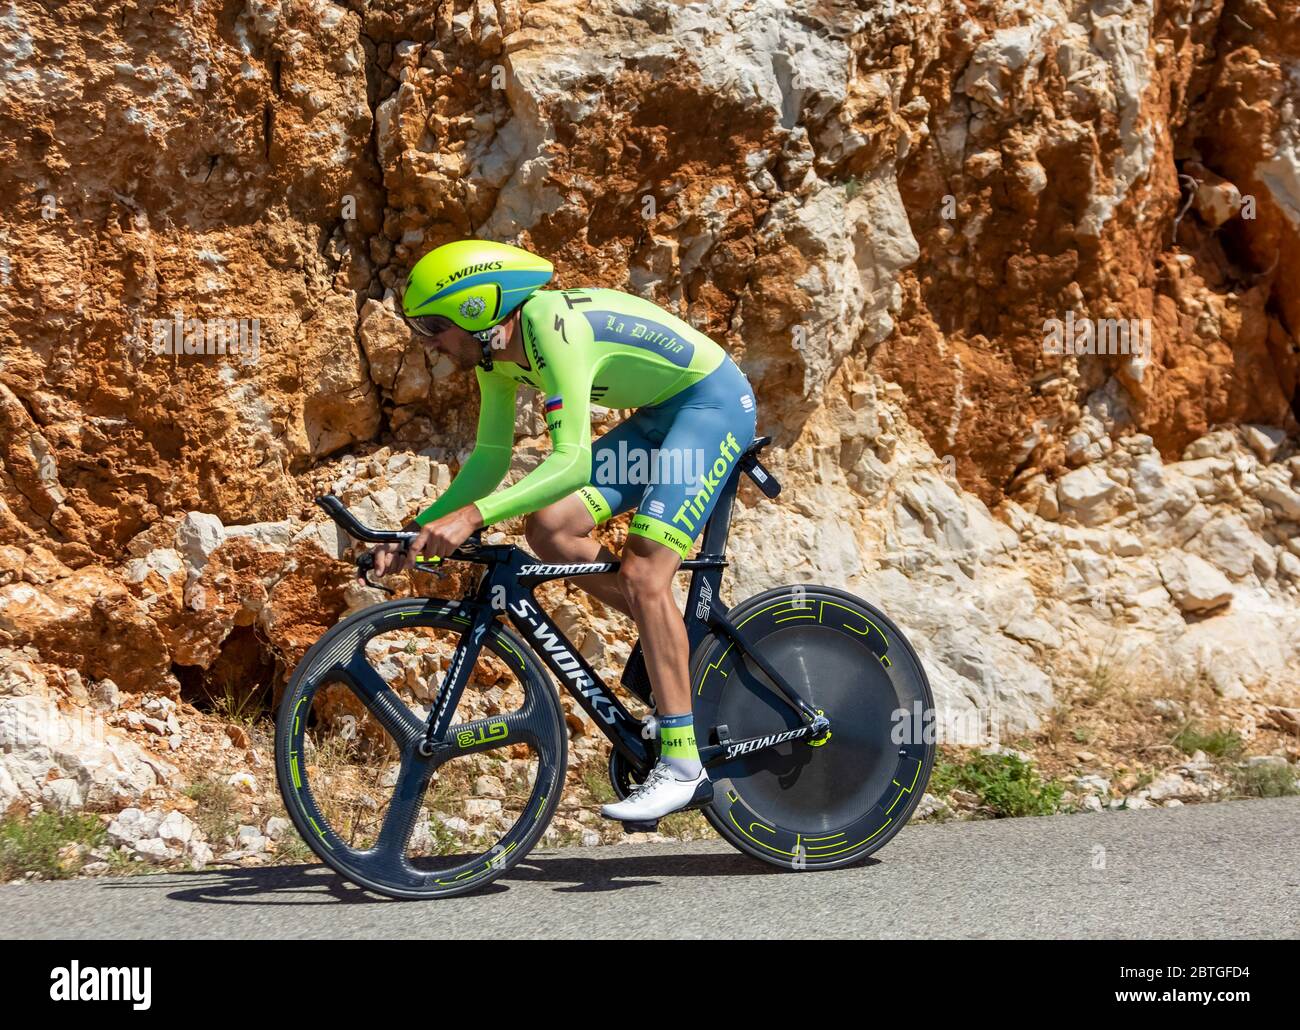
473,312,594,526
413,367,517,526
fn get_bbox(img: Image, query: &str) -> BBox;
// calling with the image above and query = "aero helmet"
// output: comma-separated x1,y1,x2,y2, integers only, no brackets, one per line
402,239,553,339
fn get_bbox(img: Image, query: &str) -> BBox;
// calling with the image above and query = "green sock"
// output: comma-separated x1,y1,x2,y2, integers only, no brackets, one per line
659,713,701,779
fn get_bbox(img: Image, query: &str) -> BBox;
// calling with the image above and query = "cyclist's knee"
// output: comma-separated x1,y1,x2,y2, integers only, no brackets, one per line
525,504,585,560
524,512,560,559
617,550,673,607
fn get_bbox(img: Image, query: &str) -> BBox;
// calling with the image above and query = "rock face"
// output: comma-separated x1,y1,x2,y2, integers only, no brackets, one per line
1,0,1298,818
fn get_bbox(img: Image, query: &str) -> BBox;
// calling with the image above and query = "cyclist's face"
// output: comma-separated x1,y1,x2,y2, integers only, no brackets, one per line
421,324,479,371
403,308,479,371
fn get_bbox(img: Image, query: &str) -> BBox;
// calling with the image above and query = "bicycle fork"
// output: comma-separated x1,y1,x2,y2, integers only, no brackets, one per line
416,599,495,758
697,607,832,765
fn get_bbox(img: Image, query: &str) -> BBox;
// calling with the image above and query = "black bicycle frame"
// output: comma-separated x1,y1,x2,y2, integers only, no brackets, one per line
322,438,822,776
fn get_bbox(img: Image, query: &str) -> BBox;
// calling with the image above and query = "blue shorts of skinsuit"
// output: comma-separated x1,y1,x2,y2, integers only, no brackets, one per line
575,357,758,558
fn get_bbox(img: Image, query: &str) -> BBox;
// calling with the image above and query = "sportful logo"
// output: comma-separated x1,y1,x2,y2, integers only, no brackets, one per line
724,726,809,759
50,962,151,1010
508,598,617,724
740,394,754,411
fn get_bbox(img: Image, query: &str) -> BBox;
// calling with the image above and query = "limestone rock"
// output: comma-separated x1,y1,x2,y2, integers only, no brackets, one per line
1157,553,1233,613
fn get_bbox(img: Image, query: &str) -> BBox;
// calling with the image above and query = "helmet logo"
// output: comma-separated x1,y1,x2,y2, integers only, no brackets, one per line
459,296,486,319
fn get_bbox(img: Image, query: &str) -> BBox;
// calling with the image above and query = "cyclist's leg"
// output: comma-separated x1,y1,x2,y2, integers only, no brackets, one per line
522,408,667,618
617,532,692,713
624,357,758,564
617,360,756,778
523,493,631,617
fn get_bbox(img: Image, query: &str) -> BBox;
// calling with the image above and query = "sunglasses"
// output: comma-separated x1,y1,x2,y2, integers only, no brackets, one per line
403,311,458,337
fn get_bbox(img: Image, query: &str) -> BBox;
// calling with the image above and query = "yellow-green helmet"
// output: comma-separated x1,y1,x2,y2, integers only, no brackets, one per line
402,239,553,336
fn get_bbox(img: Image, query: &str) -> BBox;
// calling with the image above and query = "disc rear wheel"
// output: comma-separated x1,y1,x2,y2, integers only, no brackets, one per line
691,585,934,870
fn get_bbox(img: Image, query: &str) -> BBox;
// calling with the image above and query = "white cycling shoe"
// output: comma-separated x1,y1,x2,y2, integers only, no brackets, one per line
601,761,713,822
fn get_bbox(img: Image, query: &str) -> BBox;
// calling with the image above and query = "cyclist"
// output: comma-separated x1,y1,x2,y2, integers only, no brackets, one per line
371,238,757,822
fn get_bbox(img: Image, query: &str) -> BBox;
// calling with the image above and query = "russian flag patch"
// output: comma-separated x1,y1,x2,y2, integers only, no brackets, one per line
545,396,563,413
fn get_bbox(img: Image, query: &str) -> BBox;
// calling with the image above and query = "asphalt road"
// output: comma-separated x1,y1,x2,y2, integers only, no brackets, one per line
3,797,1297,939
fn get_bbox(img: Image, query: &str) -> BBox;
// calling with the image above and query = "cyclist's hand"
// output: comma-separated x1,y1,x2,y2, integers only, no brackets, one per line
369,540,409,578
409,506,482,562
368,519,422,578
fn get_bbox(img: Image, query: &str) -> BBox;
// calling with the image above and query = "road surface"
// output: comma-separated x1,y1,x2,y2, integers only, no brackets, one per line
2,797,1297,938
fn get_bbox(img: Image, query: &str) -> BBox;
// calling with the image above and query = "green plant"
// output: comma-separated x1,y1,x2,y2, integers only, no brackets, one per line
658,809,714,841
934,752,1064,818
578,762,616,806
212,669,269,726
270,826,315,863
0,812,108,881
1172,723,1244,759
928,758,961,797
182,777,241,844
1230,763,1300,799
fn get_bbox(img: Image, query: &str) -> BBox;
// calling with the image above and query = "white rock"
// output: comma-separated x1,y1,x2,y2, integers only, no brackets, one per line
132,838,177,863
1157,553,1233,613
1145,772,1190,801
1073,774,1111,795
185,839,214,870
156,809,199,848
107,808,164,846
0,687,160,811
1241,424,1286,462
236,825,269,852
226,772,257,792
1056,466,1121,524
472,775,506,798
40,777,83,812
913,792,951,819
435,814,470,835
1254,468,1300,520
175,512,225,567
264,816,293,840
464,798,502,818
122,547,185,585
223,520,295,551
1002,616,1063,649
292,521,348,560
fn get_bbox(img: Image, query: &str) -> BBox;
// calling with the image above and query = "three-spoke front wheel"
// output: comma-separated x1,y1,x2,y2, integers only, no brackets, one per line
274,599,566,899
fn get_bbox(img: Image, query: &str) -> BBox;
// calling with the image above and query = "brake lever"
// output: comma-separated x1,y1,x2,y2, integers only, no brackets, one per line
355,551,397,594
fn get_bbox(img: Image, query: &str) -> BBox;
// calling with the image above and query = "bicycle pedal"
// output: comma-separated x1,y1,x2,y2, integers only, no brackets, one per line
685,780,715,810
620,819,659,833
